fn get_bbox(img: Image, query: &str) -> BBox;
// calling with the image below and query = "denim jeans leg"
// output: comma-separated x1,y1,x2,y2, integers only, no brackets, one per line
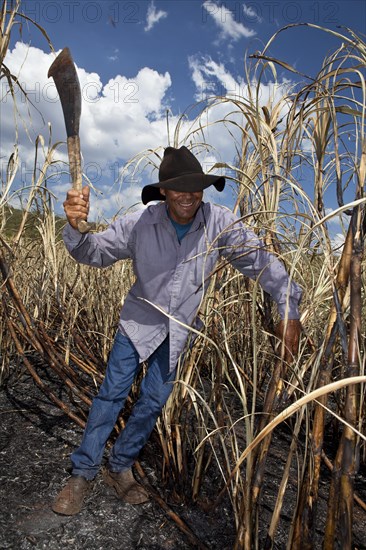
108,336,176,472
71,332,141,480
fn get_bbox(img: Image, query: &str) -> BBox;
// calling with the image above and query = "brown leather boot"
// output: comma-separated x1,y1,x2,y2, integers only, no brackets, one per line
52,475,93,515
103,468,149,504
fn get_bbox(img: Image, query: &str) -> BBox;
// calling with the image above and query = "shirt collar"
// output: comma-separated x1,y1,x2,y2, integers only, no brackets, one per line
145,201,207,230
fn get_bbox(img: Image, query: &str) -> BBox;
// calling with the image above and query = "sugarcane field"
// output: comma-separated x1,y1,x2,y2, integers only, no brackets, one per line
1,1,366,549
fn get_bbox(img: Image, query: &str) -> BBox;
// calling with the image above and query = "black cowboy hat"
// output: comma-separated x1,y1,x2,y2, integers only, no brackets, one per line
141,146,225,204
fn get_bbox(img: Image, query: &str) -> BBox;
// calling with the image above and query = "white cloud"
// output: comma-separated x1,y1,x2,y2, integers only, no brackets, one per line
1,42,184,219
331,232,345,254
202,1,256,42
1,43,177,205
144,1,168,32
185,54,302,191
324,207,348,228
89,183,146,222
188,53,293,119
243,3,263,23
107,48,119,62
189,55,242,99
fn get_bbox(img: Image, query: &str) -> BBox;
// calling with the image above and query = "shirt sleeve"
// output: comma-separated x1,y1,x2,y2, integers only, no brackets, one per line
218,210,302,319
62,214,138,268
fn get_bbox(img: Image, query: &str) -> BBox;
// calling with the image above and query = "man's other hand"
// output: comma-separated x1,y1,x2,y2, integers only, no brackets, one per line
275,319,302,363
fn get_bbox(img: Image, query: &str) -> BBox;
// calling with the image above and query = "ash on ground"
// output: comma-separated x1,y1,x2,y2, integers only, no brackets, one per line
0,372,234,550
1,370,366,550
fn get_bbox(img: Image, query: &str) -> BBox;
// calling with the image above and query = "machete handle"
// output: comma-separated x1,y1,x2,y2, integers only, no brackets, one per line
76,218,92,234
67,135,92,234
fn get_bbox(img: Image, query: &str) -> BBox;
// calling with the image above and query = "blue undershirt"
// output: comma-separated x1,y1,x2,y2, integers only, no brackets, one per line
167,210,193,243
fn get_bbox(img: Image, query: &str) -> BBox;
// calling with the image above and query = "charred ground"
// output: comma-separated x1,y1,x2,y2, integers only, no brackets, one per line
1,368,366,550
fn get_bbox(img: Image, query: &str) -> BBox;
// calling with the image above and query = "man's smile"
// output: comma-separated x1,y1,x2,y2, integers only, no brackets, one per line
160,189,203,224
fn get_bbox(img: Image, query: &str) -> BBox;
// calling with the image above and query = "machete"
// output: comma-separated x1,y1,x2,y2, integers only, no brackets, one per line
48,47,91,234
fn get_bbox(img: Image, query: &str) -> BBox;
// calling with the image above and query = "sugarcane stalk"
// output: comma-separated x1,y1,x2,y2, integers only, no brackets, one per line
248,229,289,529
1,247,103,412
250,357,284,498
5,311,86,428
324,200,364,549
73,332,105,375
233,479,252,550
0,247,44,355
2,292,94,410
290,206,356,549
322,450,366,512
193,271,228,501
265,408,306,549
339,205,363,548
235,323,285,547
155,428,172,482
134,461,209,550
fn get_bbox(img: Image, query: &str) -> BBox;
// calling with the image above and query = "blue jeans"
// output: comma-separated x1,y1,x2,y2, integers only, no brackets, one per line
71,332,175,480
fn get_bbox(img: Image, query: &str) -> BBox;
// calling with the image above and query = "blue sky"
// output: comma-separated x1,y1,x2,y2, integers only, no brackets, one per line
2,0,365,226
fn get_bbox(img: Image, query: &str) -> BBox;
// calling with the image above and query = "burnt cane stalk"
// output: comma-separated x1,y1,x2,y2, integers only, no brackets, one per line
324,201,364,550
246,234,290,548
290,206,355,550
325,138,366,549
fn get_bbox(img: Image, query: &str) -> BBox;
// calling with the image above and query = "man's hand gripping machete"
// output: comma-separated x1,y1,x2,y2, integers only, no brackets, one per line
48,47,91,234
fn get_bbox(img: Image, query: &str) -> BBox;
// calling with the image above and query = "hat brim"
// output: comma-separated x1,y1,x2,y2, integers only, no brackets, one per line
141,173,225,205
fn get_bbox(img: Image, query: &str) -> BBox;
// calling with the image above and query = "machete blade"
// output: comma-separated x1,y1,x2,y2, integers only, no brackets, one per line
48,47,81,137
48,47,91,234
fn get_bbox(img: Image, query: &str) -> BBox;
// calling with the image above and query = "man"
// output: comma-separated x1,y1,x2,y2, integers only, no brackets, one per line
53,146,302,515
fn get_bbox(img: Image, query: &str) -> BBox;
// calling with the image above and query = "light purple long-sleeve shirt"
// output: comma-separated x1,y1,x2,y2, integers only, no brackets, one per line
63,201,302,372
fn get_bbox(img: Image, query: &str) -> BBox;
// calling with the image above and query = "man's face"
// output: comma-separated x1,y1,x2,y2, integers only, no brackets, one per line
160,188,203,225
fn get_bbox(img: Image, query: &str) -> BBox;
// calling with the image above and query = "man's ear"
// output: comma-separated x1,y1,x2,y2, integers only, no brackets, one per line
160,188,166,197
